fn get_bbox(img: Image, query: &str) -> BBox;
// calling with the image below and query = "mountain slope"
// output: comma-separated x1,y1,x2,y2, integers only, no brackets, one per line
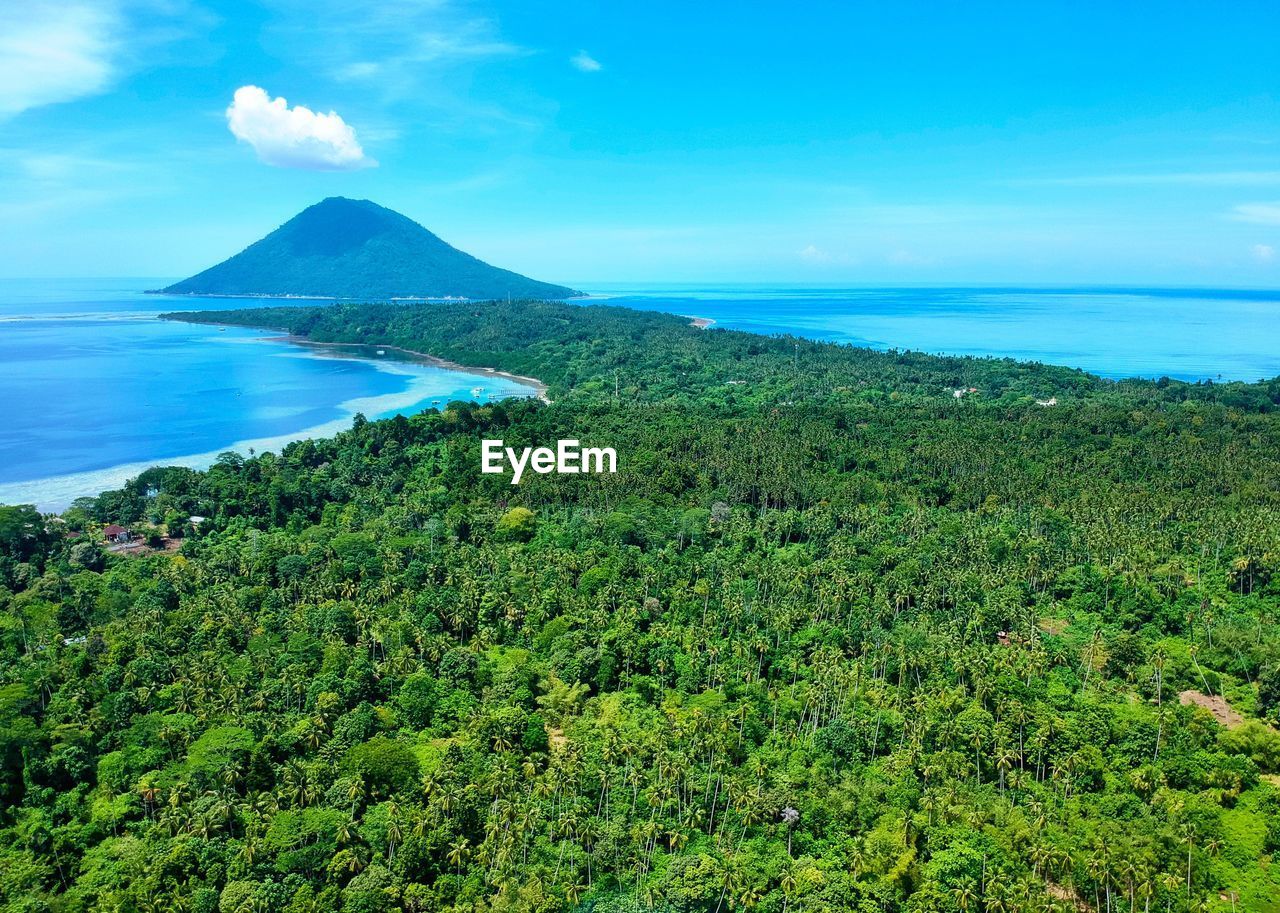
161,197,580,300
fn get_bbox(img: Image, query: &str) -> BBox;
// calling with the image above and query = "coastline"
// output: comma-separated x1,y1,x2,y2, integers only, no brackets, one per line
0,333,546,513
273,336,551,404
150,290,593,302
690,316,715,329
146,290,337,300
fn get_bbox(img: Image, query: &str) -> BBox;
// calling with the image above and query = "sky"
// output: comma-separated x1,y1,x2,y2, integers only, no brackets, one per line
2,0,1279,286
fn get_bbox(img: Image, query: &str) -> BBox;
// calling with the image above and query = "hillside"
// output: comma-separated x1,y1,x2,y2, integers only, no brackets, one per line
159,198,581,300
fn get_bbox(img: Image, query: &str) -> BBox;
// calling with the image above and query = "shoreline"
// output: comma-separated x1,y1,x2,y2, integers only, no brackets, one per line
0,332,549,513
271,336,551,404
149,290,593,302
690,316,715,329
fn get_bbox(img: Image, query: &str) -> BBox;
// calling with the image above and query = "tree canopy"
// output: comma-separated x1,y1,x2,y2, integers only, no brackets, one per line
3,299,1280,912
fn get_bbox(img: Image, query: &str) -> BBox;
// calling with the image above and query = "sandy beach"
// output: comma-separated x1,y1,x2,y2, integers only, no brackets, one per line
276,336,552,403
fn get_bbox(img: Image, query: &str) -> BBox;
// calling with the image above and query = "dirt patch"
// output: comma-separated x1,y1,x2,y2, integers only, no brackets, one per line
1179,690,1244,728
111,537,183,558
1045,881,1090,913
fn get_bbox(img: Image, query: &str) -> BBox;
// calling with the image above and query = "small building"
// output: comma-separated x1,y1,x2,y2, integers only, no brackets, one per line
103,524,130,543
1035,397,1058,407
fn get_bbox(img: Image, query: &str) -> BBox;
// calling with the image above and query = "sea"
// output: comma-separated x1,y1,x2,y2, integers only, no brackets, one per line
0,280,535,512
589,284,1280,384
2,280,1279,513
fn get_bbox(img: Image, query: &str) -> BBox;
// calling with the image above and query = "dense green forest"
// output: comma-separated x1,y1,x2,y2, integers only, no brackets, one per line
4,299,1280,913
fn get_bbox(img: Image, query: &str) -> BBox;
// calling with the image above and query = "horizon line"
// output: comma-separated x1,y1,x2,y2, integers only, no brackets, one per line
3,277,1280,295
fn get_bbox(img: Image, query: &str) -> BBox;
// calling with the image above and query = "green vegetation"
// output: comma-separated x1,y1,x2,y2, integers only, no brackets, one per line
4,299,1280,912
160,198,580,300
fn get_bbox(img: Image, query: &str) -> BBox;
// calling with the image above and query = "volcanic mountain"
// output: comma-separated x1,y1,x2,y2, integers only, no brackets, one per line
161,197,580,300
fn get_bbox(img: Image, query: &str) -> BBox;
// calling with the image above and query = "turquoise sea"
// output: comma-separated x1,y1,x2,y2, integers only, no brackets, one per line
3,280,1280,512
0,279,536,512
589,284,1280,384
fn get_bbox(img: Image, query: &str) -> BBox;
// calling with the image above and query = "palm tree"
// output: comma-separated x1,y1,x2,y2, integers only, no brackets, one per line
1180,823,1197,899
954,880,978,913
447,838,470,877
385,804,404,861
1159,872,1180,913
737,883,764,910
997,747,1018,793
970,730,987,783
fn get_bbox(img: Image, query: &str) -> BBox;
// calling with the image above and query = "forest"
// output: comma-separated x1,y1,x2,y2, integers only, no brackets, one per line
3,299,1280,913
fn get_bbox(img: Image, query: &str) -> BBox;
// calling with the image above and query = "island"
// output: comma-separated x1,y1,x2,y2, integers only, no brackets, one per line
158,197,582,301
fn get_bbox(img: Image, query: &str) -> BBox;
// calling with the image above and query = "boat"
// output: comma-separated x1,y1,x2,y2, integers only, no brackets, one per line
471,386,485,397
376,349,386,355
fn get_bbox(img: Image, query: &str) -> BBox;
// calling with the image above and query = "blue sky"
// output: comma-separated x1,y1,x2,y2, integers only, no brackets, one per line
2,0,1279,286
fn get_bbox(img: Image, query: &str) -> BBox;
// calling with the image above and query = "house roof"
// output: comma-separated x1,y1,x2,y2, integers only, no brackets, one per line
103,524,126,536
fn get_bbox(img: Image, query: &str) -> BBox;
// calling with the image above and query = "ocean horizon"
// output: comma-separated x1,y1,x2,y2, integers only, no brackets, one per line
3,279,1279,512
586,284,1280,384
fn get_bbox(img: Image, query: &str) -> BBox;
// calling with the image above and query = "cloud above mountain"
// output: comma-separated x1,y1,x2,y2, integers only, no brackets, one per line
225,85,376,171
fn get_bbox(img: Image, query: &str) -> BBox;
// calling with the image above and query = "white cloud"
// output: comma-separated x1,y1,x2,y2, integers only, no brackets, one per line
571,50,602,73
0,1,122,118
225,86,376,171
798,244,860,267
887,249,932,266
266,1,525,84
1230,202,1280,225
0,1,206,119
260,1,537,133
337,62,382,81
1253,244,1276,262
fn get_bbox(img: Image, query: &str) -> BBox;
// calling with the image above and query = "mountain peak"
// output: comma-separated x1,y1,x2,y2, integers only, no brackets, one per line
162,200,579,300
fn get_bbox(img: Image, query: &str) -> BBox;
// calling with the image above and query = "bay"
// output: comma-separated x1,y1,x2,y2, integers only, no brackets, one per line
0,279,536,511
